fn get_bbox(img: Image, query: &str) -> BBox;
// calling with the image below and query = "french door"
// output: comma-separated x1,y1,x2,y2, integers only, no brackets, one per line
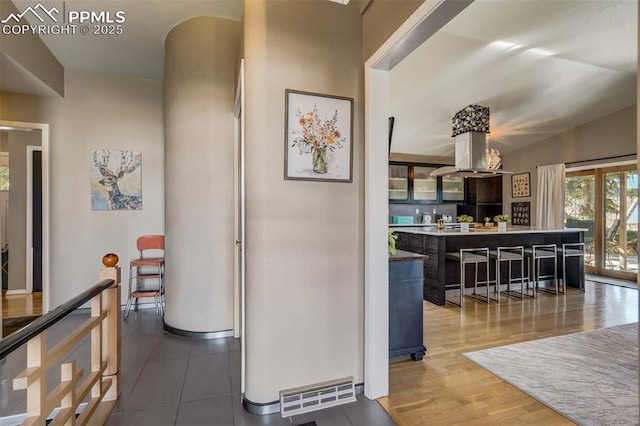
566,164,638,281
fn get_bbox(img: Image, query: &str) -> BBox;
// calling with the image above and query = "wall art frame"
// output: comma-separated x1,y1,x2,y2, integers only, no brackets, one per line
284,89,353,183
511,201,531,226
91,150,142,211
511,172,531,198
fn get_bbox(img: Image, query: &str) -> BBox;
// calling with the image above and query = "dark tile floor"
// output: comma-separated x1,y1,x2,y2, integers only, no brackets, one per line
1,309,395,425
106,309,396,426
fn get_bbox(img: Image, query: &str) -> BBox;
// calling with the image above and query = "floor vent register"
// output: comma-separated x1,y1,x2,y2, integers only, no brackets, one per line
279,376,356,417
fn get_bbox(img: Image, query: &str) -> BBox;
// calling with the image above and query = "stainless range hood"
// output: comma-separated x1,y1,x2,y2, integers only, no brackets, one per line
431,105,511,178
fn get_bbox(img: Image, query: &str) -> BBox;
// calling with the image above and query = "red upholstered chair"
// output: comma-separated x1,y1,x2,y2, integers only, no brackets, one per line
124,235,165,318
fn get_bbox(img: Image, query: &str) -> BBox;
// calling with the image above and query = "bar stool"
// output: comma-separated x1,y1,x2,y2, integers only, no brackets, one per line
490,246,526,300
557,242,585,292
445,248,491,306
524,244,558,295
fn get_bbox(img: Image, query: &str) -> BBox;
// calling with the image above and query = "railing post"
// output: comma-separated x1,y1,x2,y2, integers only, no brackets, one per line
60,361,77,426
26,332,46,424
99,263,121,402
90,291,102,401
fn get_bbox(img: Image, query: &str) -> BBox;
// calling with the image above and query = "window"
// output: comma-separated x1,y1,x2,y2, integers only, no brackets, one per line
566,164,638,280
565,172,595,267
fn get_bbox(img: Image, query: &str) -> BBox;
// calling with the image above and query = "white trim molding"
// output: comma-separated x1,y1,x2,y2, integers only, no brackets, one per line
0,120,50,313
362,0,473,400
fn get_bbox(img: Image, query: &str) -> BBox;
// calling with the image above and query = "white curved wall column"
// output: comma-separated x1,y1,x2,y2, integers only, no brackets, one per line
164,17,241,333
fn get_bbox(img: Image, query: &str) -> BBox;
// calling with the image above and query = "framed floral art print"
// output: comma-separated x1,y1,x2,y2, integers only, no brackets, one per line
285,89,354,182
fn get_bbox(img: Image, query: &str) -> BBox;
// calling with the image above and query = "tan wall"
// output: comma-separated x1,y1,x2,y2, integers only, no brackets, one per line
362,0,424,61
244,0,364,403
6,131,41,291
164,17,241,333
502,106,637,225
0,70,164,307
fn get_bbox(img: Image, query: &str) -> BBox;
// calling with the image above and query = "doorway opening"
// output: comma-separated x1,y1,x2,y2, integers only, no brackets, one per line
0,120,50,329
364,0,474,399
27,146,43,293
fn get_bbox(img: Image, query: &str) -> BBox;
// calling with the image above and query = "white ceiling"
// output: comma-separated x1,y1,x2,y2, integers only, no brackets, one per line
389,0,638,158
10,0,243,81
7,0,371,84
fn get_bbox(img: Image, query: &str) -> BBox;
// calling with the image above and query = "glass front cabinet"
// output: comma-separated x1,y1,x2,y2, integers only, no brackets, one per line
388,164,409,202
441,176,465,201
389,162,464,204
412,166,438,202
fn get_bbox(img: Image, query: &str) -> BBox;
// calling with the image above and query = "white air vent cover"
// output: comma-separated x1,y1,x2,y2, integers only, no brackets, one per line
279,376,356,417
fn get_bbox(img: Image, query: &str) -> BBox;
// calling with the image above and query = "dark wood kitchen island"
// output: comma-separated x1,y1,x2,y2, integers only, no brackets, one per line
393,227,585,305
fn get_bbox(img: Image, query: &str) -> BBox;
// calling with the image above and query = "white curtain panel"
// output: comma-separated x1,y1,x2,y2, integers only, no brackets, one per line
536,164,565,229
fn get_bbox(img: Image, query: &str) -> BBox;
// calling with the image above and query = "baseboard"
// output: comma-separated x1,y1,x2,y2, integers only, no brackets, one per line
5,289,28,295
163,321,233,339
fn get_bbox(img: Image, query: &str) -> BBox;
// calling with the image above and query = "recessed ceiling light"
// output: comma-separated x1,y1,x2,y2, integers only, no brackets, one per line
328,0,350,4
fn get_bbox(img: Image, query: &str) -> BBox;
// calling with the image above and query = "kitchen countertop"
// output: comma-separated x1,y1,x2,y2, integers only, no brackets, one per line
394,227,588,236
389,249,428,262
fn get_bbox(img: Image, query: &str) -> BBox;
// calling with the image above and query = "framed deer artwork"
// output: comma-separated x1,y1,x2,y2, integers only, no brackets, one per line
91,150,142,210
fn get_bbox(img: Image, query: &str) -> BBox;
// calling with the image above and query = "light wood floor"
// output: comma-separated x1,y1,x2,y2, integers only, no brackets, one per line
2,290,43,319
379,281,638,425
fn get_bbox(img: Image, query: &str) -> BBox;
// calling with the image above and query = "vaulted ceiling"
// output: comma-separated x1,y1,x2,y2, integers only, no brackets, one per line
389,0,637,158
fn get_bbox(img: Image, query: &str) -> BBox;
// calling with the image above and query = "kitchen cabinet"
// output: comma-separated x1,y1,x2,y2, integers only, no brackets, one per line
389,250,427,360
457,176,503,222
412,166,438,202
389,162,462,204
441,177,465,201
465,175,502,203
388,164,409,202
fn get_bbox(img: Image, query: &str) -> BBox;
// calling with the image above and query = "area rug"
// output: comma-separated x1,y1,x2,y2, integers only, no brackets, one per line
463,323,638,426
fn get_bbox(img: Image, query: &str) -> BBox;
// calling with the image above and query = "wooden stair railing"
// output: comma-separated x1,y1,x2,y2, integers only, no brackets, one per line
0,260,121,426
